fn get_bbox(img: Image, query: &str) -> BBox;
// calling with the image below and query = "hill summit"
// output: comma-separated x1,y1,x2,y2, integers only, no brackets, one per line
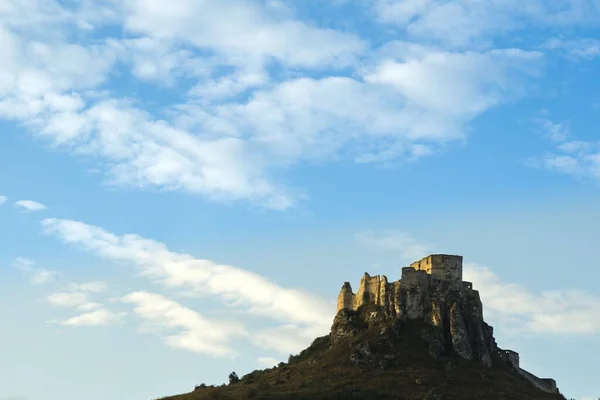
159,254,564,400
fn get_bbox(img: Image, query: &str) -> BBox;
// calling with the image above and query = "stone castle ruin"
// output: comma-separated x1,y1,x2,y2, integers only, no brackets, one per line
335,254,559,394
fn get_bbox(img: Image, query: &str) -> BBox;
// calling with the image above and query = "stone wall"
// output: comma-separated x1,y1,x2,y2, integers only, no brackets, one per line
517,368,560,394
400,267,429,288
541,379,558,392
410,254,463,281
498,349,520,368
353,273,388,309
431,254,463,281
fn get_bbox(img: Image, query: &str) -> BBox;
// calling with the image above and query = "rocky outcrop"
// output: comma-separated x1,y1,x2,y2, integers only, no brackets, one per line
331,254,558,395
333,255,496,367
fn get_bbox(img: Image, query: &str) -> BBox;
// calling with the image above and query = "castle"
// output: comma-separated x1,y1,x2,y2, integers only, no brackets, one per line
335,254,559,394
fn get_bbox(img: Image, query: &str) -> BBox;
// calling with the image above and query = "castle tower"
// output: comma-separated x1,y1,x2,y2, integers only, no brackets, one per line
336,282,354,311
410,254,463,282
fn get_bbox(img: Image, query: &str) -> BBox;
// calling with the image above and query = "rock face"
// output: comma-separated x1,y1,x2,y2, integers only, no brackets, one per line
332,254,559,394
334,255,494,366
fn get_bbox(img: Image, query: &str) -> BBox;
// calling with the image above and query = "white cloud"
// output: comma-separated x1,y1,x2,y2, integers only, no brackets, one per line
0,195,6,206
464,263,600,334
534,118,570,142
256,356,279,368
41,218,333,338
61,309,126,327
68,281,108,293
14,257,57,284
47,292,89,307
0,0,548,209
14,257,35,269
364,47,542,118
19,49,541,208
77,302,103,311
14,200,47,212
373,0,600,48
35,99,294,209
355,230,431,262
30,270,57,284
123,291,246,357
121,0,366,69
545,37,600,60
46,280,120,325
530,117,600,181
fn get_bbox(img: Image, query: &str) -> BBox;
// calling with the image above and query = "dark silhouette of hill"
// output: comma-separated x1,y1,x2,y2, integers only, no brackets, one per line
157,310,565,400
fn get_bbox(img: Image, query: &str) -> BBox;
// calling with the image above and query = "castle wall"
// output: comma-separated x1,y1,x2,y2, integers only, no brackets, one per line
499,349,520,368
430,255,463,281
410,255,463,281
518,368,560,394
401,267,429,289
353,273,388,309
541,379,557,392
410,258,432,274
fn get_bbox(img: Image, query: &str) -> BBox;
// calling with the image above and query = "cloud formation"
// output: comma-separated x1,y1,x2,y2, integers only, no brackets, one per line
464,263,600,334
14,200,47,212
0,195,6,206
41,217,333,354
530,117,600,181
46,280,123,326
61,309,126,327
355,230,431,262
14,257,57,284
373,0,600,48
123,291,246,357
0,0,553,208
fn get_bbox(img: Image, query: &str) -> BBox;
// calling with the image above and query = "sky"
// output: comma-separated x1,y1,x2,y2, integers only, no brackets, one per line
0,0,599,399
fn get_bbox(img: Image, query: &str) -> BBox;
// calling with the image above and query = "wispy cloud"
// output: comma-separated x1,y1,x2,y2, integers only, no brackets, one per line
47,292,90,307
41,218,332,328
41,218,333,354
372,0,600,48
0,195,7,206
355,230,431,262
544,37,600,60
14,257,58,284
46,280,120,325
529,117,600,181
123,291,246,357
61,309,126,327
464,263,600,334
67,281,108,293
14,200,47,212
0,0,549,209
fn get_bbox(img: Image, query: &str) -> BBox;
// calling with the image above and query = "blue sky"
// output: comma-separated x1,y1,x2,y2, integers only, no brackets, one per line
1,0,599,399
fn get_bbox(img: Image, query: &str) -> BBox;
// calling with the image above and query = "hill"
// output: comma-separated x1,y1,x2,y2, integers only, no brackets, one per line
157,255,565,400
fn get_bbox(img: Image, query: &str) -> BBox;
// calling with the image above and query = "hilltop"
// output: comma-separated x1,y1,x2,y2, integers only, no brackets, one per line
158,255,564,400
